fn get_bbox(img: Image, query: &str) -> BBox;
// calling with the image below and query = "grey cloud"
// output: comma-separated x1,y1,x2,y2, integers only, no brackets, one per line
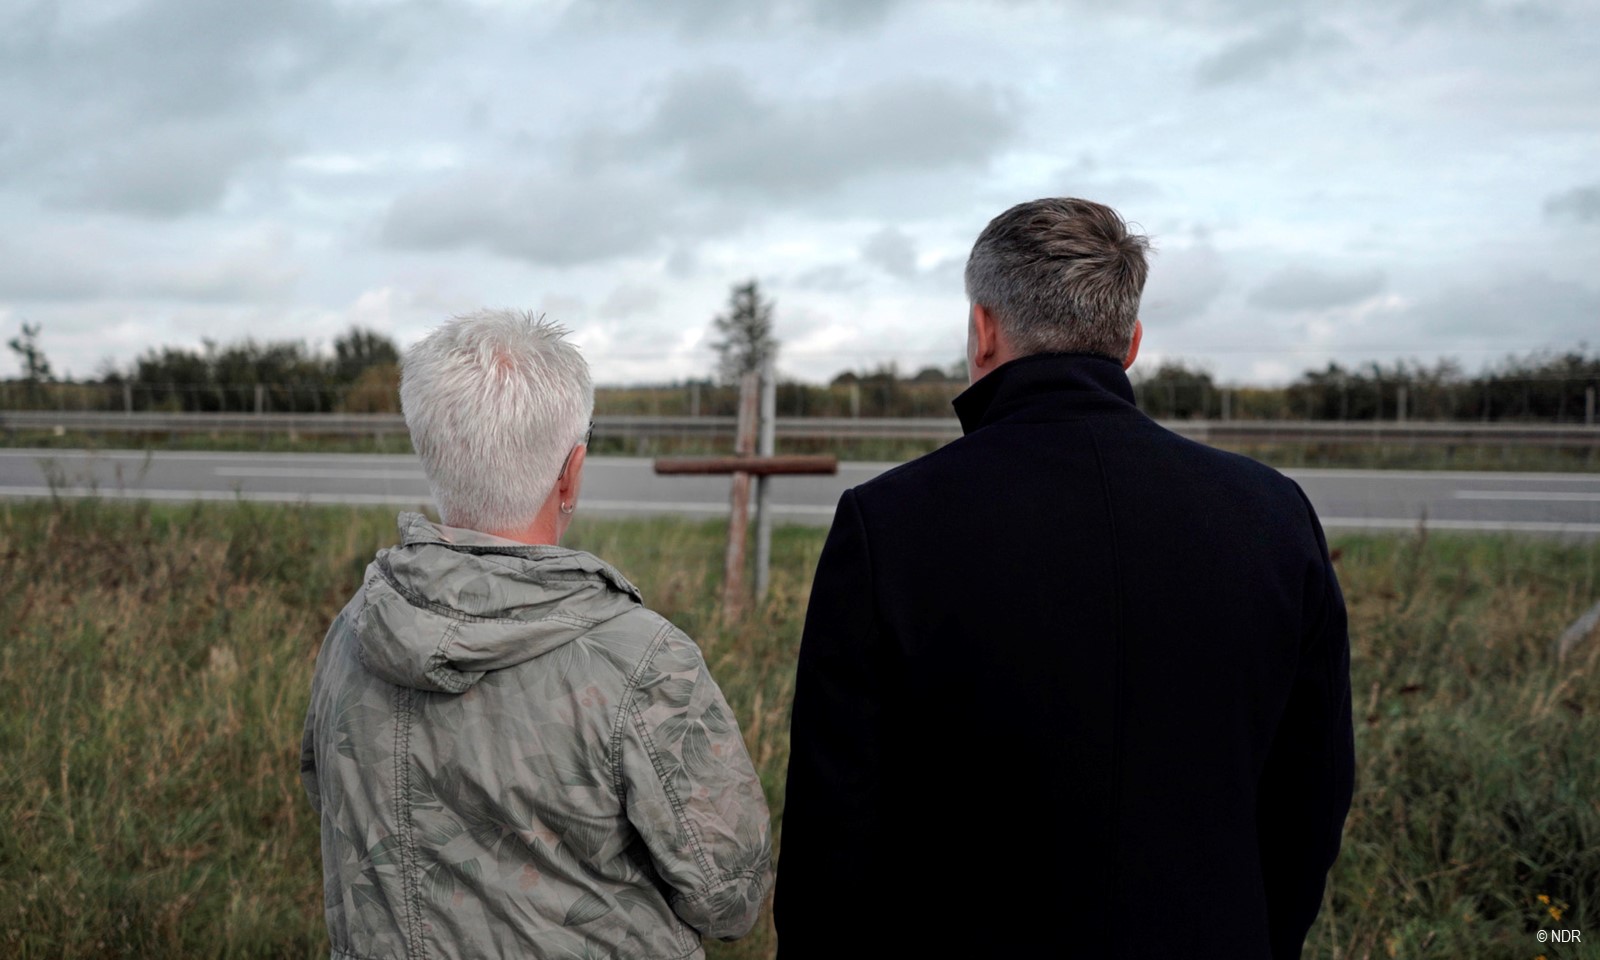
1544,184,1600,224
566,0,902,35
1142,238,1228,324
789,263,868,293
1411,272,1600,338
619,70,1017,200
1,0,435,215
925,256,967,294
1248,265,1385,311
132,252,300,303
538,295,588,323
598,284,661,320
0,239,115,301
381,170,675,266
1047,155,1164,208
860,227,918,278
665,245,699,279
0,230,298,303
50,123,281,219
1,0,407,124
1194,19,1347,87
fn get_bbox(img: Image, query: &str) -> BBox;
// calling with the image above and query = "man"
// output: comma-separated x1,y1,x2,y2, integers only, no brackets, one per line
301,310,771,960
775,199,1354,959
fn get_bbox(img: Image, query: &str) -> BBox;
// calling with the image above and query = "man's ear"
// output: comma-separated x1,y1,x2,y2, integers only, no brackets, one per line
1123,319,1143,370
972,303,1001,370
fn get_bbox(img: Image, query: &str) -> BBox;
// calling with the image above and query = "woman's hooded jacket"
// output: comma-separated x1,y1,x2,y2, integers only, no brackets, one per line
301,512,773,960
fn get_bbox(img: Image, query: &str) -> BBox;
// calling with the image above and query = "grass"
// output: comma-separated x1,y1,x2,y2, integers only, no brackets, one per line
1,498,1597,958
5,427,1598,472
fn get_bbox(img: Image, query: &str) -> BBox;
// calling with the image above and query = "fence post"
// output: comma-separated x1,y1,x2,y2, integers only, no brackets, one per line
1587,385,1596,426
123,382,133,415
850,382,861,419
1397,385,1408,423
255,383,265,415
689,381,700,418
755,360,777,602
1221,388,1232,421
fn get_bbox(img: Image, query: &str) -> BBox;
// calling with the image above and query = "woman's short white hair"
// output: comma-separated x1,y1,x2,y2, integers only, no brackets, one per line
400,309,594,532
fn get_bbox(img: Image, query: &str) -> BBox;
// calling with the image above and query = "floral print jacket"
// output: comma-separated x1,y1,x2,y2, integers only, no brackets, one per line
300,512,773,960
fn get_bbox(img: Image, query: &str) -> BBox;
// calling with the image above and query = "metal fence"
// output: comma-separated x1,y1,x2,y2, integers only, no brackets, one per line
2,377,1597,424
2,410,1597,450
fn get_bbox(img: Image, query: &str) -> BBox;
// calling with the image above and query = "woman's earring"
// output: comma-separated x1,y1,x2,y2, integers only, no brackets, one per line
559,501,575,515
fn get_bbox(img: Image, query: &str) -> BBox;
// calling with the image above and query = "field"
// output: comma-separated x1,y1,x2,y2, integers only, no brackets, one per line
1,497,1598,958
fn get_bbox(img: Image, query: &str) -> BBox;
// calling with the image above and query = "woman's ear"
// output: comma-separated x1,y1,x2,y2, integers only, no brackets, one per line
559,444,586,505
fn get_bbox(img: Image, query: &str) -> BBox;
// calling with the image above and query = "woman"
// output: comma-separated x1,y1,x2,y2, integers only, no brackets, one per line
300,309,772,959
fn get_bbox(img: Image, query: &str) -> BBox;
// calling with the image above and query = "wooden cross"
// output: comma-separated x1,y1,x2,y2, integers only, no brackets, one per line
653,370,838,618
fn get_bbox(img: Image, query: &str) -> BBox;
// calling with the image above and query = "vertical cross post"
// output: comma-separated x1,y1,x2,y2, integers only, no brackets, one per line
721,372,760,618
755,359,777,602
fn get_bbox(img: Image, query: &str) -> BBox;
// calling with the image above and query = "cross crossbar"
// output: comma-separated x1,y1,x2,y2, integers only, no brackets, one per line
652,455,839,477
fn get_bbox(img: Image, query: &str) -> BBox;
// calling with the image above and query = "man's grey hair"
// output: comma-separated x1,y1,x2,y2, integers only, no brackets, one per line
964,197,1151,361
400,309,594,533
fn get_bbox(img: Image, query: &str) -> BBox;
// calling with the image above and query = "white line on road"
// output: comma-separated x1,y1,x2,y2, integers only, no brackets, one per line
1454,490,1600,502
0,486,435,505
0,487,838,516
1284,468,1600,483
1319,516,1600,534
4,486,1599,532
0,448,417,462
582,499,837,516
213,466,427,480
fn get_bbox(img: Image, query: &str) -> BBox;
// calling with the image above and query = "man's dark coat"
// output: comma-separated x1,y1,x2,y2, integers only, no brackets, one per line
775,352,1355,959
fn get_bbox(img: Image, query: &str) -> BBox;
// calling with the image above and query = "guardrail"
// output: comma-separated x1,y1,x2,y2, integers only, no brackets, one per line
2,410,1598,448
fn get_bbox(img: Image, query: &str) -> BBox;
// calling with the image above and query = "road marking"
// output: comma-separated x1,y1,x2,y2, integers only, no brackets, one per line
1319,516,1600,534
4,449,1598,483
582,499,837,516
0,486,436,505
0,487,838,516
1454,490,1600,502
213,466,427,480
3,487,1597,532
0,448,420,463
1285,468,1600,483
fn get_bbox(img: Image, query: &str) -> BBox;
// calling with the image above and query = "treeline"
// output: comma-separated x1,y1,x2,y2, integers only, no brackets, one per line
4,323,1598,422
1129,353,1600,422
2,327,402,413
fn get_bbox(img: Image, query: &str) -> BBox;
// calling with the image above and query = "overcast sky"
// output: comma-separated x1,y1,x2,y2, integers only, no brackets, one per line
2,0,1596,386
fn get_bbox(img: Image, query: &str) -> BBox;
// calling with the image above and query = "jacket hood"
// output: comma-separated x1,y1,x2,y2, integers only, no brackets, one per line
355,512,644,694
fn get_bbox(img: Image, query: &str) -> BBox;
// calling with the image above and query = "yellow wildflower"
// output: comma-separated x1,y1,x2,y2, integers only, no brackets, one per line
1550,906,1563,921
1538,893,1551,904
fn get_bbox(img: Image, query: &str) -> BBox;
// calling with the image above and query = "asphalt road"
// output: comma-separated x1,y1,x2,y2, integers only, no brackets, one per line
2,448,1599,536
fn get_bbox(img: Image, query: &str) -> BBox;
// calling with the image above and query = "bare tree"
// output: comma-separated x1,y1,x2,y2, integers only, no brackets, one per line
710,280,778,384
7,321,53,389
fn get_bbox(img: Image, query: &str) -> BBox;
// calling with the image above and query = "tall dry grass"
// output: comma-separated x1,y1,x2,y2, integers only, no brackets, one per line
0,497,1596,958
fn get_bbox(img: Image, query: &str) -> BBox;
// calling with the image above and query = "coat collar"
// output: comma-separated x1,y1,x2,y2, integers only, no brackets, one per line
952,352,1139,435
